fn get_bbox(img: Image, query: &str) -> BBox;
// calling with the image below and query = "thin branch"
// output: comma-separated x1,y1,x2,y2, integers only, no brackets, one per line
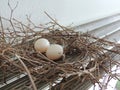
8,0,18,20
0,16,6,42
44,11,66,30
15,54,37,90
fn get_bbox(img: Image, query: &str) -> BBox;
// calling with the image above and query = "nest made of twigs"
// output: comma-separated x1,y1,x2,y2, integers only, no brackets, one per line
0,12,120,90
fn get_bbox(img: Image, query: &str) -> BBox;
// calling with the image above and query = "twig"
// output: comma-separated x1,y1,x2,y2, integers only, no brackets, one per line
44,11,66,30
15,54,37,90
0,16,6,42
8,0,18,20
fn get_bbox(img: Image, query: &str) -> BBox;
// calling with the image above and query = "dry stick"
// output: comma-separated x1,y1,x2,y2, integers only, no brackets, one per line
44,11,66,30
13,18,35,32
8,0,18,20
15,54,37,90
1,54,24,70
26,15,39,29
0,16,5,42
13,18,41,36
8,0,18,36
38,52,58,65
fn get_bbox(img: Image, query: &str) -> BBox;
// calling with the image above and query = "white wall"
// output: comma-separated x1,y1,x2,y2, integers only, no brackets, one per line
0,0,120,26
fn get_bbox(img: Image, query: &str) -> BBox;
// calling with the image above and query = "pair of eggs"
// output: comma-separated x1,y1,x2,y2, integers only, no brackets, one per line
34,38,63,60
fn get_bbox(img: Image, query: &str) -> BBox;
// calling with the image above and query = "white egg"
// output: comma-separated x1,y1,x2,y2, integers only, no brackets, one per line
34,38,50,53
46,44,63,60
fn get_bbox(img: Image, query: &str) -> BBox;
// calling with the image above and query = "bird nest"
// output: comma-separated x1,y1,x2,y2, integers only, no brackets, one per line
0,12,120,90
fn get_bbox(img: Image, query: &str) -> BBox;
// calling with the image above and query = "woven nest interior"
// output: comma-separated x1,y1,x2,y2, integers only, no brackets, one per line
0,13,120,90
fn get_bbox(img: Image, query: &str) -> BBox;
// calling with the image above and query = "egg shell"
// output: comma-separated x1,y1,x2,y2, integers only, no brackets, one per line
46,44,63,60
34,38,50,53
